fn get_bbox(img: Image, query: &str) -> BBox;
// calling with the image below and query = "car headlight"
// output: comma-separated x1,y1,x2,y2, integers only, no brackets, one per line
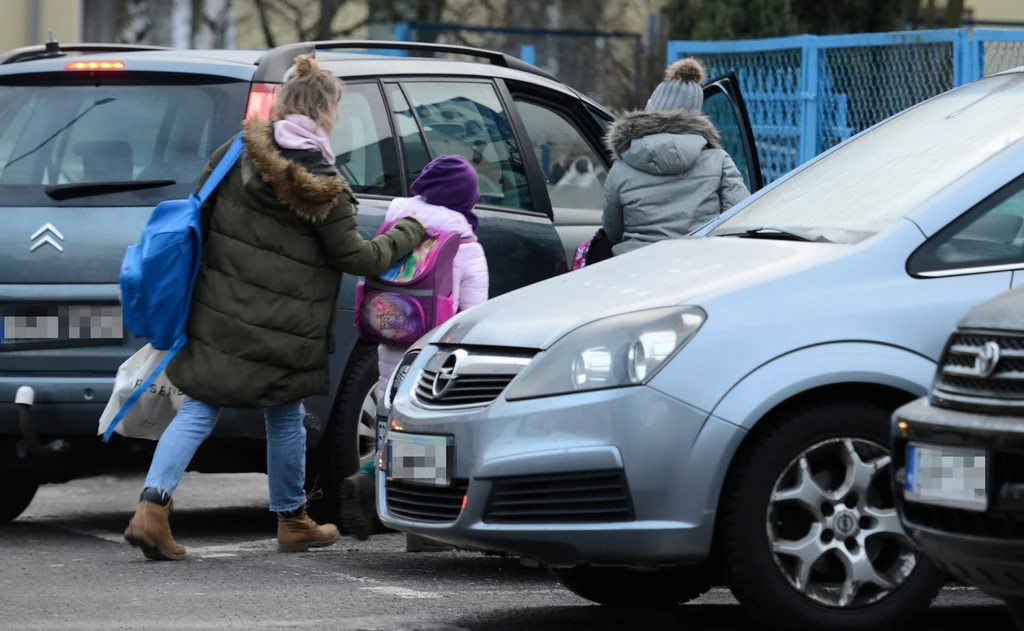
505,306,706,401
382,349,421,409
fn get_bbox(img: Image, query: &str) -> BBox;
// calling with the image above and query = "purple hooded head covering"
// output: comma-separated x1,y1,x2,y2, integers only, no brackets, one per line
410,155,481,231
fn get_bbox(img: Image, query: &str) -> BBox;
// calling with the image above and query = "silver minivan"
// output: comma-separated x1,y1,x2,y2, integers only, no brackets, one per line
379,71,1024,630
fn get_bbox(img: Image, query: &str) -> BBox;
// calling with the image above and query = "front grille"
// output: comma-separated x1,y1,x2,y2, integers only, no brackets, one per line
901,501,1024,539
482,470,635,524
385,479,469,523
414,369,517,407
412,348,534,409
933,332,1024,412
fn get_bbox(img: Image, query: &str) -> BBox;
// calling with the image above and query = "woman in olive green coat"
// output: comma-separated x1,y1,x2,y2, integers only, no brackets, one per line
124,55,425,561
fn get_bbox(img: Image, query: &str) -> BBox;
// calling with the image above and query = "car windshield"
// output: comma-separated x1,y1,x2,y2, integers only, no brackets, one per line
0,74,249,206
710,73,1024,244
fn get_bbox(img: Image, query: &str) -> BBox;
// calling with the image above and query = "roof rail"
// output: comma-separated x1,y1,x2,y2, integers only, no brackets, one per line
253,40,557,83
0,42,174,65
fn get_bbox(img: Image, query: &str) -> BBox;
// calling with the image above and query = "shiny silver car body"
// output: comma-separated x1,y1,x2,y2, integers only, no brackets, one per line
379,72,1024,628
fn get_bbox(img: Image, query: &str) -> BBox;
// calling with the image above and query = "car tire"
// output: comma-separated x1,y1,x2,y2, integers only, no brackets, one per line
0,479,39,524
551,565,712,608
308,345,379,528
720,399,945,631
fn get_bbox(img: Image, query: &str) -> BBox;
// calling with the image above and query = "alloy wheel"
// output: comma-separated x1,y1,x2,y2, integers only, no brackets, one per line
766,437,916,608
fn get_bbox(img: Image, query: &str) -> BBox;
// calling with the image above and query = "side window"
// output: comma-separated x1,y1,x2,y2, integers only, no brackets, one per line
384,84,431,186
703,84,755,193
400,81,533,212
909,177,1024,275
330,83,401,196
514,99,606,211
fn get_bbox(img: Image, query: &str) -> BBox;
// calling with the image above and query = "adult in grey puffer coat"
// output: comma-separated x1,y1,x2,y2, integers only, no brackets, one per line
603,58,750,256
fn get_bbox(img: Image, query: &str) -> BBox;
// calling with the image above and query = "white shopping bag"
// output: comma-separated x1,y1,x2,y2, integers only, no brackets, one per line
97,344,183,440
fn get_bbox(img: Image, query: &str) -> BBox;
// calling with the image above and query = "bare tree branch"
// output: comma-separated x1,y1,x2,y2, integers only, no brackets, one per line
252,0,278,47
331,16,371,38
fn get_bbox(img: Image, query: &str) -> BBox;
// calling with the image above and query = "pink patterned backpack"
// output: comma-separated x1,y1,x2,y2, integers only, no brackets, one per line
355,221,472,344
572,228,613,270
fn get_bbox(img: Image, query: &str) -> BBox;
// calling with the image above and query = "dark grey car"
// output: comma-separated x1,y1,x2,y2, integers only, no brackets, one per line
893,285,1024,629
0,40,761,525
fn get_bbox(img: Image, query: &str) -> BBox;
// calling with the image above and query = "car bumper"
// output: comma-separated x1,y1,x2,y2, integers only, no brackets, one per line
893,397,1024,600
379,384,746,567
0,375,328,441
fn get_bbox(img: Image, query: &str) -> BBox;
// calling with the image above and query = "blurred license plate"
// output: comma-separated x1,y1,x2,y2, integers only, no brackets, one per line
0,305,123,350
905,443,987,512
386,432,453,487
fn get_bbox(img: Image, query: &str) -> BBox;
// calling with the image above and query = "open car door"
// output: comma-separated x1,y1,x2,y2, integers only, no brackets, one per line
703,72,764,194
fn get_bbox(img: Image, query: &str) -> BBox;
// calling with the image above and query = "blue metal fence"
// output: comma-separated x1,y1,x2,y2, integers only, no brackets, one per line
668,28,1024,183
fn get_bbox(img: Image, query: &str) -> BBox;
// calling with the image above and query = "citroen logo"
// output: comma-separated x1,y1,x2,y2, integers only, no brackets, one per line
30,222,64,253
973,341,1001,379
430,349,467,399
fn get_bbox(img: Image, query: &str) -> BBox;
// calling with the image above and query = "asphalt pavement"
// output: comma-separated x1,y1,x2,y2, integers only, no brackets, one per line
0,473,1013,630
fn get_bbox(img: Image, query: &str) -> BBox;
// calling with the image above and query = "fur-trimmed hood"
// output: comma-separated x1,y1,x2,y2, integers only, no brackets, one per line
605,109,722,160
605,109,723,177
242,117,348,222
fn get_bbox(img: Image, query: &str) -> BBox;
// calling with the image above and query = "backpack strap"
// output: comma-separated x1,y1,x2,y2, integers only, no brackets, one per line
196,134,245,205
101,338,185,443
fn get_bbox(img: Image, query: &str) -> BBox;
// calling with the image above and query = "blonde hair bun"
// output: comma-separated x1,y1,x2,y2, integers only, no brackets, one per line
292,54,320,81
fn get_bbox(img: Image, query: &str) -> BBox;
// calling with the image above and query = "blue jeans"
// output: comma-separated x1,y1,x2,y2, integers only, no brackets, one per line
143,396,307,513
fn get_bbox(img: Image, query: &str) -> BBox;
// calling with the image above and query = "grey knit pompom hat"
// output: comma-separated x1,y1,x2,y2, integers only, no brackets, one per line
646,57,706,112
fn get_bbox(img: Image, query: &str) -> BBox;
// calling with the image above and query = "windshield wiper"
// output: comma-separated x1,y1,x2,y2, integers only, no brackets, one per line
44,179,176,201
715,227,833,244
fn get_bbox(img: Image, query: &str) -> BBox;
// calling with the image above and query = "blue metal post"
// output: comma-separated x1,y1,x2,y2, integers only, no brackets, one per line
520,45,536,65
648,14,657,55
798,35,819,165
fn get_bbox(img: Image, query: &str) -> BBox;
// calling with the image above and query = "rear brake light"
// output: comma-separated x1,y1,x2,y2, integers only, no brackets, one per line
246,83,279,120
65,61,124,70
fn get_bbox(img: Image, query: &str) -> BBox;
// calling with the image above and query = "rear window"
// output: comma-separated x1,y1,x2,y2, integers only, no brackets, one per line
0,73,249,206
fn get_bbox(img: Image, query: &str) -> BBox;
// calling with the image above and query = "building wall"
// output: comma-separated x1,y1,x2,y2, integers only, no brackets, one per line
968,0,1024,22
0,0,81,50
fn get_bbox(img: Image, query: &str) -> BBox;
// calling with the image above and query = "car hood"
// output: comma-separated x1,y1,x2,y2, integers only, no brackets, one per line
958,284,1024,332
438,237,840,350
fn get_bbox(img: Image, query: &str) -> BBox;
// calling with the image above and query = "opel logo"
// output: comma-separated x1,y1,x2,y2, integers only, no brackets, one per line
835,513,856,536
973,341,1001,379
431,350,466,399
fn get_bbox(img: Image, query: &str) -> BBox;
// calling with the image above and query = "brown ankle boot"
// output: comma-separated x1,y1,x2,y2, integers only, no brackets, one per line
124,501,186,561
277,509,341,553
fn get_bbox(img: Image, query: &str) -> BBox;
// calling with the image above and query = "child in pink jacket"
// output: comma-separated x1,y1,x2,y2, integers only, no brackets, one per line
341,155,489,545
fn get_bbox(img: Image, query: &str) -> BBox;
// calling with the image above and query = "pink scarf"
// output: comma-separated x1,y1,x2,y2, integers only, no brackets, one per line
273,114,335,165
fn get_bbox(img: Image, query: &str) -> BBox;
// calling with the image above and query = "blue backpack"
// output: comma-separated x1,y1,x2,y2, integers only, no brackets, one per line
103,134,245,442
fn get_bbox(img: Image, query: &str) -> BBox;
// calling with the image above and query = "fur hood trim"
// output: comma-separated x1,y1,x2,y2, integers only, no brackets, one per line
605,109,722,160
242,117,346,222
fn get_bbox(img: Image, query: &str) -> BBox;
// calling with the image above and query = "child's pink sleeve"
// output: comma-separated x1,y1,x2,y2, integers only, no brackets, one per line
457,242,489,312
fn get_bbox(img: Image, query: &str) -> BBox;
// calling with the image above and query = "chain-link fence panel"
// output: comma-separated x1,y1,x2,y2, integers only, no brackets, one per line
667,30,1005,185
817,41,955,154
669,44,803,184
981,38,1024,76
